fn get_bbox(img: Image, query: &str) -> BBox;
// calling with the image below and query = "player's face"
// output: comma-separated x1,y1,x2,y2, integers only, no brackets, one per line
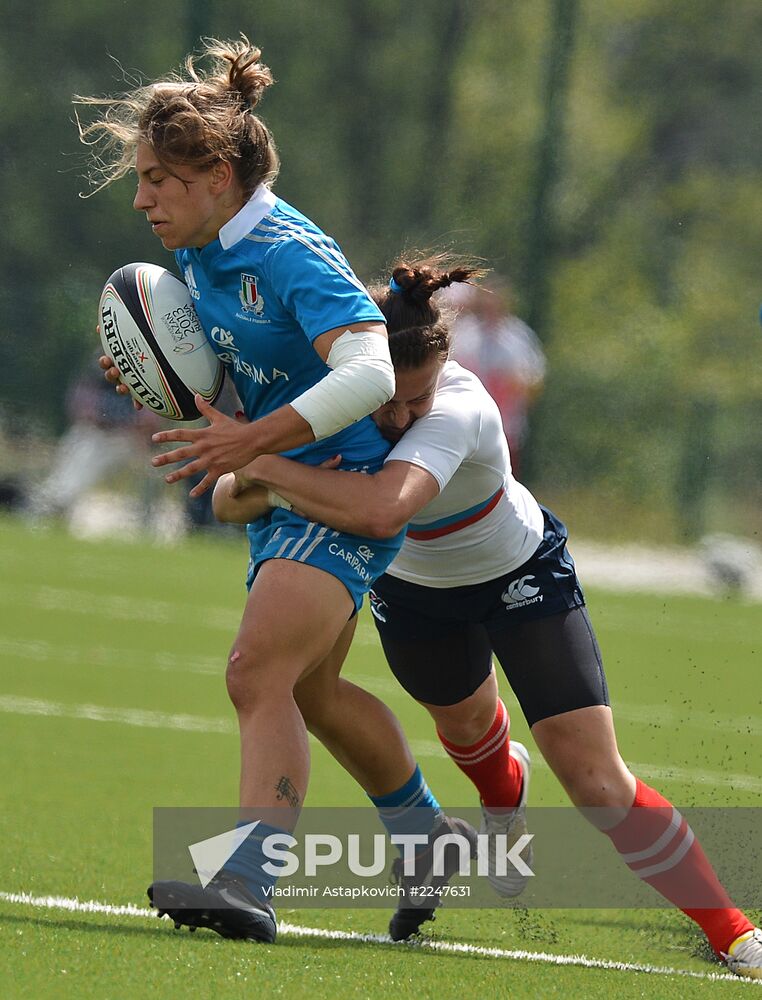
373,356,443,443
133,142,225,250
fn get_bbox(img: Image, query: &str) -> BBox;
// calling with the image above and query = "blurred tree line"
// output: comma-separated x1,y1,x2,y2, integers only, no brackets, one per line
1,0,760,541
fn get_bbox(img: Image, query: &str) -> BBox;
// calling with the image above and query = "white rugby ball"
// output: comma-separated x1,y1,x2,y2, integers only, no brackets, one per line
98,262,224,420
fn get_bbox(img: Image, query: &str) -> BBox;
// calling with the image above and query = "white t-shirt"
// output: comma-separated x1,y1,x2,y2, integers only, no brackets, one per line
384,361,544,587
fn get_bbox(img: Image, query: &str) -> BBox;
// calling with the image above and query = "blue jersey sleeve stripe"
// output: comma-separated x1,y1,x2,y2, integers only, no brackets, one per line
243,233,282,245
256,219,336,248
256,218,346,263
257,218,360,283
288,233,370,296
256,218,369,295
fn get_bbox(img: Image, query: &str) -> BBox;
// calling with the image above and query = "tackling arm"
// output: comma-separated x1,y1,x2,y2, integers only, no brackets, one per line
224,455,439,538
150,321,392,498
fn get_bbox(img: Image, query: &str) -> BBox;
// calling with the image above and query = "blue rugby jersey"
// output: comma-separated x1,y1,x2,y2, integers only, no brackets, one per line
175,186,389,466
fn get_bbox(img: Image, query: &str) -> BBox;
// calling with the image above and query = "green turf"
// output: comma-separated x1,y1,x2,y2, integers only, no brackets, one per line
1,514,760,997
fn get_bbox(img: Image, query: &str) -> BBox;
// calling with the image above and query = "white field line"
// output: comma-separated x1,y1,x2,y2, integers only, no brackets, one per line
0,891,755,985
0,637,222,677
5,584,241,632
1,693,761,794
3,640,760,740
0,692,430,764
623,762,762,795
0,695,236,735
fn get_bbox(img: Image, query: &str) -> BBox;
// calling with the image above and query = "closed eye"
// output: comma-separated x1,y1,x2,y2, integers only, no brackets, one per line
138,171,166,188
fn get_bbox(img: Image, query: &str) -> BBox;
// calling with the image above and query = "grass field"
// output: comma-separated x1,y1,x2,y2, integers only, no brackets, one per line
1,513,760,998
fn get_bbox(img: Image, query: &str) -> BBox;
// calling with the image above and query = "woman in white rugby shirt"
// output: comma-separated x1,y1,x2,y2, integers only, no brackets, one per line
212,256,761,975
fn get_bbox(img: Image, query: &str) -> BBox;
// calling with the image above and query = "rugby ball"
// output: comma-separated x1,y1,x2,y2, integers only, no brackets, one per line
98,262,224,420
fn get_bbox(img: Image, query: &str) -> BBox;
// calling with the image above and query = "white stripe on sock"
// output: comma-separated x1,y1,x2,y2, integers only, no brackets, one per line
630,827,696,880
619,807,682,864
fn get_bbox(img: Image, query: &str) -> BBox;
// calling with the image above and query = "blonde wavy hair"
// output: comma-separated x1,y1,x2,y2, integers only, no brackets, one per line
74,36,279,197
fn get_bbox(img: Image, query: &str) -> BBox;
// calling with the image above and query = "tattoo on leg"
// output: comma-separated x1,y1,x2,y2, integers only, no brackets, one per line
275,776,300,808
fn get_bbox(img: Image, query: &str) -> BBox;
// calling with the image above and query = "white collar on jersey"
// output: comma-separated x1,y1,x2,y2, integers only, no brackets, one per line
218,184,278,250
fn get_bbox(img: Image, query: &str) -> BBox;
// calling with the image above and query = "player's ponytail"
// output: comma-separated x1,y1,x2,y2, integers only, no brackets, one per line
75,35,279,197
195,36,275,111
370,254,484,369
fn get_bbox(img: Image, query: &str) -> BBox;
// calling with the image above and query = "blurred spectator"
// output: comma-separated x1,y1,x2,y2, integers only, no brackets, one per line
0,479,23,511
26,352,162,525
450,278,546,476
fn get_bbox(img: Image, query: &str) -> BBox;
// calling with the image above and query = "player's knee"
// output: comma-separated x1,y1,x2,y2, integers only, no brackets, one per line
426,700,495,745
225,647,284,712
225,649,250,709
562,763,635,809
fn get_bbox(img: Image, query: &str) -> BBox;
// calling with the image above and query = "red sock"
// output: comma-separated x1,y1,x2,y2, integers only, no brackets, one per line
437,699,523,808
605,779,753,954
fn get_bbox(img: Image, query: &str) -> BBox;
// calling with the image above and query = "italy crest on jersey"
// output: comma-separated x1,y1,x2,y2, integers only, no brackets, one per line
239,273,265,315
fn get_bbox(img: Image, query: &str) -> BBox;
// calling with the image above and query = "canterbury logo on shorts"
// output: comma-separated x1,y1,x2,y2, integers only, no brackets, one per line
501,575,544,611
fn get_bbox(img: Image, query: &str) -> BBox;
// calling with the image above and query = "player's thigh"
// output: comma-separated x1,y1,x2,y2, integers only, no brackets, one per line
370,578,493,706
293,616,358,714
487,606,610,727
232,559,355,688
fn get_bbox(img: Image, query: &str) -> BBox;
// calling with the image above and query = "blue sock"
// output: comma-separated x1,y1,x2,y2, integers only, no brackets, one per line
369,766,442,844
224,820,290,902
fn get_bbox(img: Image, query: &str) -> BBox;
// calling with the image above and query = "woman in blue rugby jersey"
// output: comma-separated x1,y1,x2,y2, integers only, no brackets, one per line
79,38,473,944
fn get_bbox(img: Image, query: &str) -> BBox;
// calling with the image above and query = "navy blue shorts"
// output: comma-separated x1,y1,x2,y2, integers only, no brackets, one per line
369,507,609,727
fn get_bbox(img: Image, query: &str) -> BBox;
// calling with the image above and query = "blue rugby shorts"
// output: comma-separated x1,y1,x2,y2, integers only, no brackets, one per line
246,513,404,614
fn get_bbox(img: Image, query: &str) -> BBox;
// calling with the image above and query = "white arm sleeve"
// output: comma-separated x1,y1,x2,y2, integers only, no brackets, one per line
289,330,395,441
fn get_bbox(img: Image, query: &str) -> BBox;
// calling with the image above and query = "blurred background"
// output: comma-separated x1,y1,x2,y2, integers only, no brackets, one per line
1,0,760,553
